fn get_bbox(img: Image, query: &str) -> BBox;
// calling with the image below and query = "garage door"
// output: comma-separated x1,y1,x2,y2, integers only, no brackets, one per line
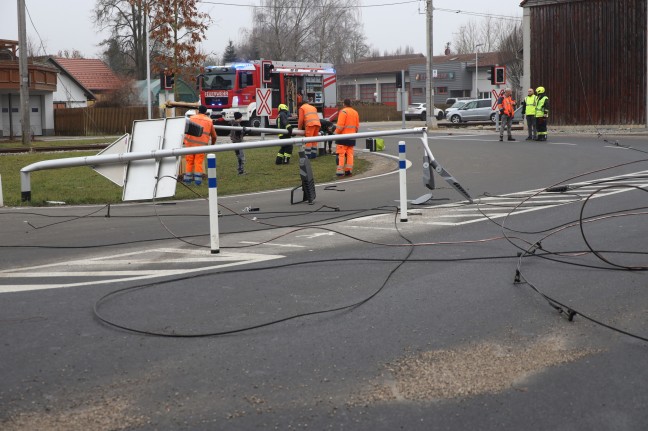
1,95,43,137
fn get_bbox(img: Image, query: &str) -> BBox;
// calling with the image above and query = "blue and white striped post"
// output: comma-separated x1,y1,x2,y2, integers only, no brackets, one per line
207,154,220,253
398,141,408,222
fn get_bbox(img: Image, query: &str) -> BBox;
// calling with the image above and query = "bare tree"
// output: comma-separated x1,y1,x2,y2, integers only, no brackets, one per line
149,0,210,81
452,17,506,54
238,0,368,64
93,0,154,79
497,22,523,98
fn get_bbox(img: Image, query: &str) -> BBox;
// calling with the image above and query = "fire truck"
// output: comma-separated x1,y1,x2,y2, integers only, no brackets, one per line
196,60,337,127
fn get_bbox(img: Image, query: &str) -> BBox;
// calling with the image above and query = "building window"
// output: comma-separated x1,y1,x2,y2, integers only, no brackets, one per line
436,87,448,95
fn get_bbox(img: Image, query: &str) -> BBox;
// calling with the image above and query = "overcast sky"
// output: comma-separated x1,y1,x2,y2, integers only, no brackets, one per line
0,0,522,60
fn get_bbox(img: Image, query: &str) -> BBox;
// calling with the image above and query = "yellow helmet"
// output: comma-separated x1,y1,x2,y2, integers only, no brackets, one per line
536,86,545,95
278,104,289,112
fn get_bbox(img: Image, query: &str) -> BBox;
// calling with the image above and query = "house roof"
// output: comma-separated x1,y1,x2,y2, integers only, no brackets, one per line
337,52,509,77
49,58,122,92
38,57,95,99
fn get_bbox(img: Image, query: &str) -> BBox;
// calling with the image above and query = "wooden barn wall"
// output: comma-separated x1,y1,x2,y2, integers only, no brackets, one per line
530,0,647,125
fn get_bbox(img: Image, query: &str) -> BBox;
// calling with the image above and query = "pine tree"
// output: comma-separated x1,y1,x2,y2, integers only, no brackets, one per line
223,40,237,63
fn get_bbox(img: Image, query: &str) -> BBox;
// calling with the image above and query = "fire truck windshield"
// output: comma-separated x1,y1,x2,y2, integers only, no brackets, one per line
203,72,235,90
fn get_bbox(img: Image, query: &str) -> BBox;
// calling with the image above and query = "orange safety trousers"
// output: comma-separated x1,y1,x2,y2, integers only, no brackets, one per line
336,144,354,174
185,142,206,175
305,125,321,151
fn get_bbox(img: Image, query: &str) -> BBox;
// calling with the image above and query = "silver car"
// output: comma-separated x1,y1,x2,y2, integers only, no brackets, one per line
447,99,494,123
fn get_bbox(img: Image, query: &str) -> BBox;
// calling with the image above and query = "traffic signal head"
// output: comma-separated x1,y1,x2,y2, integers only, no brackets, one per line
495,66,506,85
487,66,494,85
395,72,403,89
165,73,174,89
262,62,274,82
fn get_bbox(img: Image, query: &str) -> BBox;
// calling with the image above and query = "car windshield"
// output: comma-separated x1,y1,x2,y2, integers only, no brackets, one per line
450,101,467,109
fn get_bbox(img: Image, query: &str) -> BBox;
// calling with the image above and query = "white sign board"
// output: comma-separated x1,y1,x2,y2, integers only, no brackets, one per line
122,117,185,201
256,88,272,117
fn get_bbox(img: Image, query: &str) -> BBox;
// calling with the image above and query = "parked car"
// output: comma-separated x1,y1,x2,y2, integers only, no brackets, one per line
444,100,469,118
447,99,493,123
447,98,524,124
445,97,471,106
405,103,444,120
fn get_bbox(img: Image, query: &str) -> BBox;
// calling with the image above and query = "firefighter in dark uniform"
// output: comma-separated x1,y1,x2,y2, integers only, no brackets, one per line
275,104,294,164
535,86,550,141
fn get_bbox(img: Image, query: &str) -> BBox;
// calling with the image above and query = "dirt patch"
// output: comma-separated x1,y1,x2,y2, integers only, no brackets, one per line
2,396,146,431
353,152,396,179
351,334,600,405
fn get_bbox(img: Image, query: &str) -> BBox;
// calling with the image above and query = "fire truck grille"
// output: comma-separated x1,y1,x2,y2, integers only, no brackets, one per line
205,97,229,107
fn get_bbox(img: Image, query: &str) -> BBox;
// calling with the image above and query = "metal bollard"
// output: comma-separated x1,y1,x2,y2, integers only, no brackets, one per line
398,141,408,222
207,154,220,253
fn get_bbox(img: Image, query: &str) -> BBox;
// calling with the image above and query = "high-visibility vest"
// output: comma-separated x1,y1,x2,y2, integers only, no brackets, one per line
524,94,538,115
335,107,360,135
183,114,213,146
298,104,320,129
501,96,515,117
536,95,549,118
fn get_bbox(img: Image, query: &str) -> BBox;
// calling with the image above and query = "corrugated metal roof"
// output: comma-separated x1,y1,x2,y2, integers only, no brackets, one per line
51,58,122,92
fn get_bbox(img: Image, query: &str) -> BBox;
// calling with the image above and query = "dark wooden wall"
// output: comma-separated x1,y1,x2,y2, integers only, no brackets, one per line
529,0,647,125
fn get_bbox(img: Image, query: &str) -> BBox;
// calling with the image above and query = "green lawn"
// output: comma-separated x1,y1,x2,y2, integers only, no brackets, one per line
0,147,368,207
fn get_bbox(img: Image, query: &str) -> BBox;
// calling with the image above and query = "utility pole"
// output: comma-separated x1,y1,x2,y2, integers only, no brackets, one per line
426,0,437,128
17,0,31,145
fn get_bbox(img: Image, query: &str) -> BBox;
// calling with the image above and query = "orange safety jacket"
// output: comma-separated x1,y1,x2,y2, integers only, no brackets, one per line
183,114,215,146
501,96,515,117
335,107,360,135
298,103,321,129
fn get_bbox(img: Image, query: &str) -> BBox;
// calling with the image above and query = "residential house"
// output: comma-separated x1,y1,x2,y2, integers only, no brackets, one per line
0,39,57,137
45,57,95,108
50,58,122,105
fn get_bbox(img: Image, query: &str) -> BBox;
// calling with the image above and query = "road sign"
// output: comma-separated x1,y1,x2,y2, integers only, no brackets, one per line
256,88,272,116
491,89,504,109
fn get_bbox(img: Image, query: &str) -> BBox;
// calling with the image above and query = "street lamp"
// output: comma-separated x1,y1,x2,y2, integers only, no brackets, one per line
475,43,483,98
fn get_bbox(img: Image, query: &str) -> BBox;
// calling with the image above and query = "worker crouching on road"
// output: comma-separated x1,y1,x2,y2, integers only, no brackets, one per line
298,100,321,159
183,105,216,185
334,98,360,177
276,104,294,164
229,112,247,175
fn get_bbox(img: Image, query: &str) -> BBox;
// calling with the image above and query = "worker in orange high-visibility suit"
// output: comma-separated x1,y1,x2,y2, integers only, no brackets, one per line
297,101,321,159
183,105,217,185
334,98,360,177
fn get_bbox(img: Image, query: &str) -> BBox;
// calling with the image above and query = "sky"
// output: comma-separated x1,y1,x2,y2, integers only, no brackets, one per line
0,0,522,61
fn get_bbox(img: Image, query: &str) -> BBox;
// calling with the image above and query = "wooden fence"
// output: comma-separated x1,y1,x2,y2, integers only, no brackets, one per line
54,107,190,136
54,104,399,136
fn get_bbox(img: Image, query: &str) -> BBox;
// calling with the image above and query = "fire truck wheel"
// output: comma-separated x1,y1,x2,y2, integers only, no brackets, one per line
247,114,261,129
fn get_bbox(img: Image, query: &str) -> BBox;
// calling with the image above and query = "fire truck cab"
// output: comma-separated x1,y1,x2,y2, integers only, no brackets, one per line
196,60,337,127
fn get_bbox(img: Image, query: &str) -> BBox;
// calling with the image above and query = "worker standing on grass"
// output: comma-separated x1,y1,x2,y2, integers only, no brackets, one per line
275,104,294,164
334,98,360,177
229,112,247,175
183,105,216,185
535,86,550,141
298,100,321,159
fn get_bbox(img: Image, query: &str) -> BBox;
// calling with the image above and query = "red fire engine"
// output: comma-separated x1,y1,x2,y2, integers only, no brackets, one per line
197,60,337,127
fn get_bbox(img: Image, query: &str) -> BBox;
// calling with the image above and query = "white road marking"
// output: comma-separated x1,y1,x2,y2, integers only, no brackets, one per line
239,241,305,248
295,232,335,239
0,248,284,293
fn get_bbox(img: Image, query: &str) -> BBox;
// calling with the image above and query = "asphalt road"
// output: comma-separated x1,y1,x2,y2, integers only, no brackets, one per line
1,124,648,430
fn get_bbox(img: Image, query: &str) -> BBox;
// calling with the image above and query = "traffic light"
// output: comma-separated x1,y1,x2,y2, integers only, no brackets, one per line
160,70,174,90
494,66,506,85
262,61,274,83
487,66,494,85
395,72,403,89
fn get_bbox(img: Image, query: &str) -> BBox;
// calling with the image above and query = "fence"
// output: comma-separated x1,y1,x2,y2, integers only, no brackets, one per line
54,107,191,136
54,104,399,136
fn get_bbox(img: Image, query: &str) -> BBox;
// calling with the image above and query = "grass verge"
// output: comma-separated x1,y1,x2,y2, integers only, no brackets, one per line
0,147,369,207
